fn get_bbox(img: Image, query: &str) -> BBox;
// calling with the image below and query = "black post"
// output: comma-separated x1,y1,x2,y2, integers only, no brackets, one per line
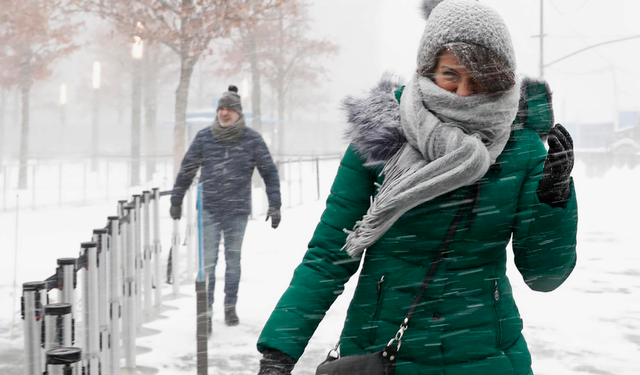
195,280,208,375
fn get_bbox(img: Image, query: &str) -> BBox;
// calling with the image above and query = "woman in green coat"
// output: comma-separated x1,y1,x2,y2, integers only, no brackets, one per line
257,1,577,374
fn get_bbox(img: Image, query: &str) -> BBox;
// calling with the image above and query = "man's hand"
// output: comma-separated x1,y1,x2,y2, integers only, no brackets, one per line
169,205,182,220
537,124,574,207
266,207,281,229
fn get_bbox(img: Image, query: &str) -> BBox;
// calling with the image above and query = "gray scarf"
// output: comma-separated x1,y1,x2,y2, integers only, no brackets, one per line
343,74,520,257
211,115,246,143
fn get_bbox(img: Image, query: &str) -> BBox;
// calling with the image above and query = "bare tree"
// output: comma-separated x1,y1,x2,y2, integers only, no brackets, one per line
72,0,291,179
0,0,79,188
218,0,338,155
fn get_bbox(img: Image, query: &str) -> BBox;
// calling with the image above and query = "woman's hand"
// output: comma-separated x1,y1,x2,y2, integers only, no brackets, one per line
537,124,574,207
257,348,295,375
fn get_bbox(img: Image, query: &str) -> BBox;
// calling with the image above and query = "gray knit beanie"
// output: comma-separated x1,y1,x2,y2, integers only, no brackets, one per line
217,85,243,115
417,0,516,71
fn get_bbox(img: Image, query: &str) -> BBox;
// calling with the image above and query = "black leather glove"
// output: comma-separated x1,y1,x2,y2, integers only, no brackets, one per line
537,124,574,207
169,205,182,220
266,207,281,229
257,348,295,375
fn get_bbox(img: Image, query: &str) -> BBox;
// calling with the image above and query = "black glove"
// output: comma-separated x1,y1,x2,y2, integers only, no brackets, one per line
266,207,281,229
537,124,574,207
257,348,295,375
169,205,182,220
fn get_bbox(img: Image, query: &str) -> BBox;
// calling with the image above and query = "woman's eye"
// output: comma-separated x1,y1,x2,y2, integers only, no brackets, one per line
443,71,458,80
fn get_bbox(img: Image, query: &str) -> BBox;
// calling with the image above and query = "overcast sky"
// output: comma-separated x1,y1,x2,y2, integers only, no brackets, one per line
309,0,640,126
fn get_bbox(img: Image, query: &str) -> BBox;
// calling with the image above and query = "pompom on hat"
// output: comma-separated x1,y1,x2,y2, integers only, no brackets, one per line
417,0,516,72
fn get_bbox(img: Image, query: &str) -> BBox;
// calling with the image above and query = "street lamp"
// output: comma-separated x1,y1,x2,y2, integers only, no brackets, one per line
131,36,144,60
92,61,101,171
130,23,144,187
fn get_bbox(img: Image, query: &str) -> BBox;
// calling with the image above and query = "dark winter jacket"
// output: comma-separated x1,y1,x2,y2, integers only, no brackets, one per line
257,78,577,375
171,125,281,218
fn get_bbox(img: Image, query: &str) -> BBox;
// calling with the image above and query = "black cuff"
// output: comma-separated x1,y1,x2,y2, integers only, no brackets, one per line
257,348,296,375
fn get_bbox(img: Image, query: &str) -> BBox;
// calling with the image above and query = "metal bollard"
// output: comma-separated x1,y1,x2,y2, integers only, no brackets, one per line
186,187,194,283
43,303,73,351
80,242,100,375
45,347,83,375
107,216,122,375
122,206,137,368
133,194,143,329
152,188,162,309
22,281,46,375
56,258,76,313
142,191,153,317
117,200,127,218
93,228,110,375
171,219,180,296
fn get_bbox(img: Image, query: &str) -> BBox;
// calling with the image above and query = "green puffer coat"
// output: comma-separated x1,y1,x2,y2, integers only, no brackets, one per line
258,85,578,375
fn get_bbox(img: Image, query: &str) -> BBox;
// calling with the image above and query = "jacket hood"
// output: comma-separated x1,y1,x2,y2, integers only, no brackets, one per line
343,74,554,165
342,73,407,166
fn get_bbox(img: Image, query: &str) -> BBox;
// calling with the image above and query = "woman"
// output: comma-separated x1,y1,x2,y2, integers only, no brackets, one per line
257,0,577,374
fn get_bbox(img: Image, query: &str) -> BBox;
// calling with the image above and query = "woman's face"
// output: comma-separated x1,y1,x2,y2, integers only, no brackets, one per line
433,50,483,97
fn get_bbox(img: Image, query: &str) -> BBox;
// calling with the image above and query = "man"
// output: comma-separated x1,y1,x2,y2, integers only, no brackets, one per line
170,85,281,328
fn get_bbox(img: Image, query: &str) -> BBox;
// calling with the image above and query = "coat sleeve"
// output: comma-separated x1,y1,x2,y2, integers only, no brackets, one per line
254,134,282,209
257,146,376,361
512,130,578,292
170,133,203,206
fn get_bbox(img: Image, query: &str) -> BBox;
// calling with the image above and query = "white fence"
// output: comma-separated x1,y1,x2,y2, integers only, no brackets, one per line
16,153,343,375
1,155,342,213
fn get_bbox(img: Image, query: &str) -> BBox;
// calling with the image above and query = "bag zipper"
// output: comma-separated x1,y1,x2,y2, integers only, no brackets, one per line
370,275,386,344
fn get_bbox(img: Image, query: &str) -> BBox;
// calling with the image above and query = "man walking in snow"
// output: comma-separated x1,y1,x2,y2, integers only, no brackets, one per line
170,85,281,329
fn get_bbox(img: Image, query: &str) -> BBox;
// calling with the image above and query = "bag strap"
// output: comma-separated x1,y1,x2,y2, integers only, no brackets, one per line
388,184,480,352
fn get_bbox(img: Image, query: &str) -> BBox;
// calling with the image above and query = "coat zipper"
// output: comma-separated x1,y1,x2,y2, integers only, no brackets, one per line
370,275,386,344
493,278,502,348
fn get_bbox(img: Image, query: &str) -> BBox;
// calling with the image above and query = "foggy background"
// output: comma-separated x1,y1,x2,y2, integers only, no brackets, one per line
1,0,639,165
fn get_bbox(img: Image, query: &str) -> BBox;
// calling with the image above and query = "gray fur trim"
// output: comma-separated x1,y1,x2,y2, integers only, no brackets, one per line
343,73,407,166
420,0,446,20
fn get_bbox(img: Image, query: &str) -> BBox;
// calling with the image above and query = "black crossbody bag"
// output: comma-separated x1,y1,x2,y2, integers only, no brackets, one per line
316,186,479,375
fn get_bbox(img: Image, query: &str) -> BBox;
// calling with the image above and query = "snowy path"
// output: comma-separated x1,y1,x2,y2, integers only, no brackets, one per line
1,160,639,375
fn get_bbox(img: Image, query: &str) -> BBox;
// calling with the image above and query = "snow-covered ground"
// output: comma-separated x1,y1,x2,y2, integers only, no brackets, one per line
1,157,639,375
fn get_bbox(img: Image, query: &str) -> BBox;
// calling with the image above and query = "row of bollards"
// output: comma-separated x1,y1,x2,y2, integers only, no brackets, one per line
20,186,197,375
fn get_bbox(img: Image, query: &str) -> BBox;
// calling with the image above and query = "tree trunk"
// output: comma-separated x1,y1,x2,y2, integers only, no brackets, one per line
131,56,143,186
173,58,195,180
249,29,262,135
13,88,19,128
276,75,285,156
18,84,30,189
276,11,286,156
144,44,159,182
0,89,5,166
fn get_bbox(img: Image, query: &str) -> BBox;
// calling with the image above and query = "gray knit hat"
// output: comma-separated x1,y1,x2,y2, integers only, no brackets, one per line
217,85,243,115
417,0,516,71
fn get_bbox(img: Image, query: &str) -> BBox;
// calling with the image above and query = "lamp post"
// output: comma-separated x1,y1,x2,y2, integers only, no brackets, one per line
92,61,101,171
131,25,143,187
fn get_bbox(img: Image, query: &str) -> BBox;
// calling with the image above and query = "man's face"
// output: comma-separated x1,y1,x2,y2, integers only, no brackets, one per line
217,107,240,127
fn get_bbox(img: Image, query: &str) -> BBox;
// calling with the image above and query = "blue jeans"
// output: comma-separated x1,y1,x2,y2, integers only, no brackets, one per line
201,211,249,311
